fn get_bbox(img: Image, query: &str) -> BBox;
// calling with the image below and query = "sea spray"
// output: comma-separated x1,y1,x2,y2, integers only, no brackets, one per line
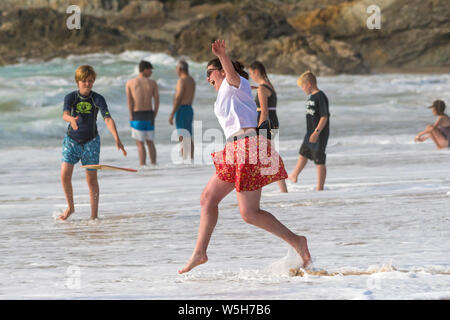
265,247,305,275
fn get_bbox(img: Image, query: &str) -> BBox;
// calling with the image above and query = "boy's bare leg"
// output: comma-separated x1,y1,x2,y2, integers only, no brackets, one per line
146,140,157,164
136,140,146,166
316,164,326,191
277,179,288,193
86,169,99,220
289,155,308,183
236,188,311,268
179,175,235,274
59,162,75,220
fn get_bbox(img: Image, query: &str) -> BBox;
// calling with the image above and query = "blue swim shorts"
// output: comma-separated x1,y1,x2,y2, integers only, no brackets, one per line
130,120,154,131
175,105,193,137
130,120,155,141
62,134,100,170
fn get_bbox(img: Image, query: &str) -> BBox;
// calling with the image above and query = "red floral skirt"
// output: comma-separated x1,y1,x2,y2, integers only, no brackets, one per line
211,135,288,192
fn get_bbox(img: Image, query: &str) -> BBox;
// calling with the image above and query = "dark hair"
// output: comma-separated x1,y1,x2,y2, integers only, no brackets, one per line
249,60,275,88
249,61,268,79
430,100,446,115
139,60,153,72
207,58,249,80
177,60,189,73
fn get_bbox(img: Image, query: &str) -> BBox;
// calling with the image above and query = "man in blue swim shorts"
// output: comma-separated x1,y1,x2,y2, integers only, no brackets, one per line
169,60,196,160
60,65,127,221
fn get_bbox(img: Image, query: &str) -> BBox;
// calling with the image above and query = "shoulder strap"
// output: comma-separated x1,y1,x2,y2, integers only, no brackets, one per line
260,84,275,94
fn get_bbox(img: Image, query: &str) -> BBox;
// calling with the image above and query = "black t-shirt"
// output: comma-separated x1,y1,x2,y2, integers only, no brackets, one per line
63,91,111,143
303,90,330,151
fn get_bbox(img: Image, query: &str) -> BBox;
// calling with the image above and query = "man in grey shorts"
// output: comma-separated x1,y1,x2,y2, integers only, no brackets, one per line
126,60,160,166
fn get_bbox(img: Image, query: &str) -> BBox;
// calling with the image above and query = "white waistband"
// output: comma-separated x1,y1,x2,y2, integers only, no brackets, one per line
229,128,256,138
257,108,277,111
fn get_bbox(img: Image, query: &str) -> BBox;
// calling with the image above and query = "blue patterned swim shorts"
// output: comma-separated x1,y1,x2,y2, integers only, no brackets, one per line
62,134,100,170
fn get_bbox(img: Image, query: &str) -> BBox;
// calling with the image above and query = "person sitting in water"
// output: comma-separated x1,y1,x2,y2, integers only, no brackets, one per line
415,100,450,149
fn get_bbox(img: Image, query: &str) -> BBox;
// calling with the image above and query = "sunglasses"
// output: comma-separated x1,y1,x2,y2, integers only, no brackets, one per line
206,68,220,78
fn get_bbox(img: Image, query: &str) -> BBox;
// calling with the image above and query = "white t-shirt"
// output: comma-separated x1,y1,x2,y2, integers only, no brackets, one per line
214,76,258,139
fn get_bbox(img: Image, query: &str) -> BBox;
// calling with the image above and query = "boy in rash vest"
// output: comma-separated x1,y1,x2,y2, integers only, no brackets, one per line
59,65,127,220
289,71,330,191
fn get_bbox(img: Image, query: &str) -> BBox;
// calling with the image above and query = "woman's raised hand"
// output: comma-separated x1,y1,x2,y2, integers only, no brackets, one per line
212,40,226,57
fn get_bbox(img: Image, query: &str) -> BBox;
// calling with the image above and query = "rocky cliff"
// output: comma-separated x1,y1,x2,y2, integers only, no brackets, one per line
0,0,448,75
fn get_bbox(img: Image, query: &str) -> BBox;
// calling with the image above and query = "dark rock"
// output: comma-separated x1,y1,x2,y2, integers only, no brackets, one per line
0,0,448,75
0,8,128,64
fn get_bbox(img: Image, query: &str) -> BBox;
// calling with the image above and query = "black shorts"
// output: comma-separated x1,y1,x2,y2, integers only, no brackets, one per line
299,143,326,165
132,110,155,125
257,110,279,129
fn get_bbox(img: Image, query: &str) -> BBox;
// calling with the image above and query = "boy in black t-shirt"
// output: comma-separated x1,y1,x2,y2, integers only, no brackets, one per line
289,71,330,191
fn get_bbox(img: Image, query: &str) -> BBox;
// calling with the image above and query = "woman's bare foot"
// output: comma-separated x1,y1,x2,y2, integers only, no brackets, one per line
288,173,298,183
293,235,311,268
178,253,208,274
58,207,74,221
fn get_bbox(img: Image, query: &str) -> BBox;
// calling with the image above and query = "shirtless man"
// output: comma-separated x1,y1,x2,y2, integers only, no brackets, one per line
126,60,159,166
169,60,196,160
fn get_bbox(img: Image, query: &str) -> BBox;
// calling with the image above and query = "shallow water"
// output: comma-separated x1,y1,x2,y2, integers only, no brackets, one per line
0,52,449,299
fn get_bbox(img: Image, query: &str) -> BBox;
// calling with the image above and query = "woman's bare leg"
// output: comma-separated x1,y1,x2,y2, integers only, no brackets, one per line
428,126,448,149
179,174,235,274
277,179,288,193
236,189,311,268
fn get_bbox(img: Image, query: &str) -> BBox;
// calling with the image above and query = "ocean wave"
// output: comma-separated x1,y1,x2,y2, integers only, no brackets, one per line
0,51,449,150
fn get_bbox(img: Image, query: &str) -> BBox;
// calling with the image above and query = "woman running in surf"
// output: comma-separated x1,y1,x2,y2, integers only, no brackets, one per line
179,40,311,274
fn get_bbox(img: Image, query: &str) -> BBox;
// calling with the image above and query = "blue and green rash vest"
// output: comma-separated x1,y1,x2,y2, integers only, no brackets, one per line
63,91,111,144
